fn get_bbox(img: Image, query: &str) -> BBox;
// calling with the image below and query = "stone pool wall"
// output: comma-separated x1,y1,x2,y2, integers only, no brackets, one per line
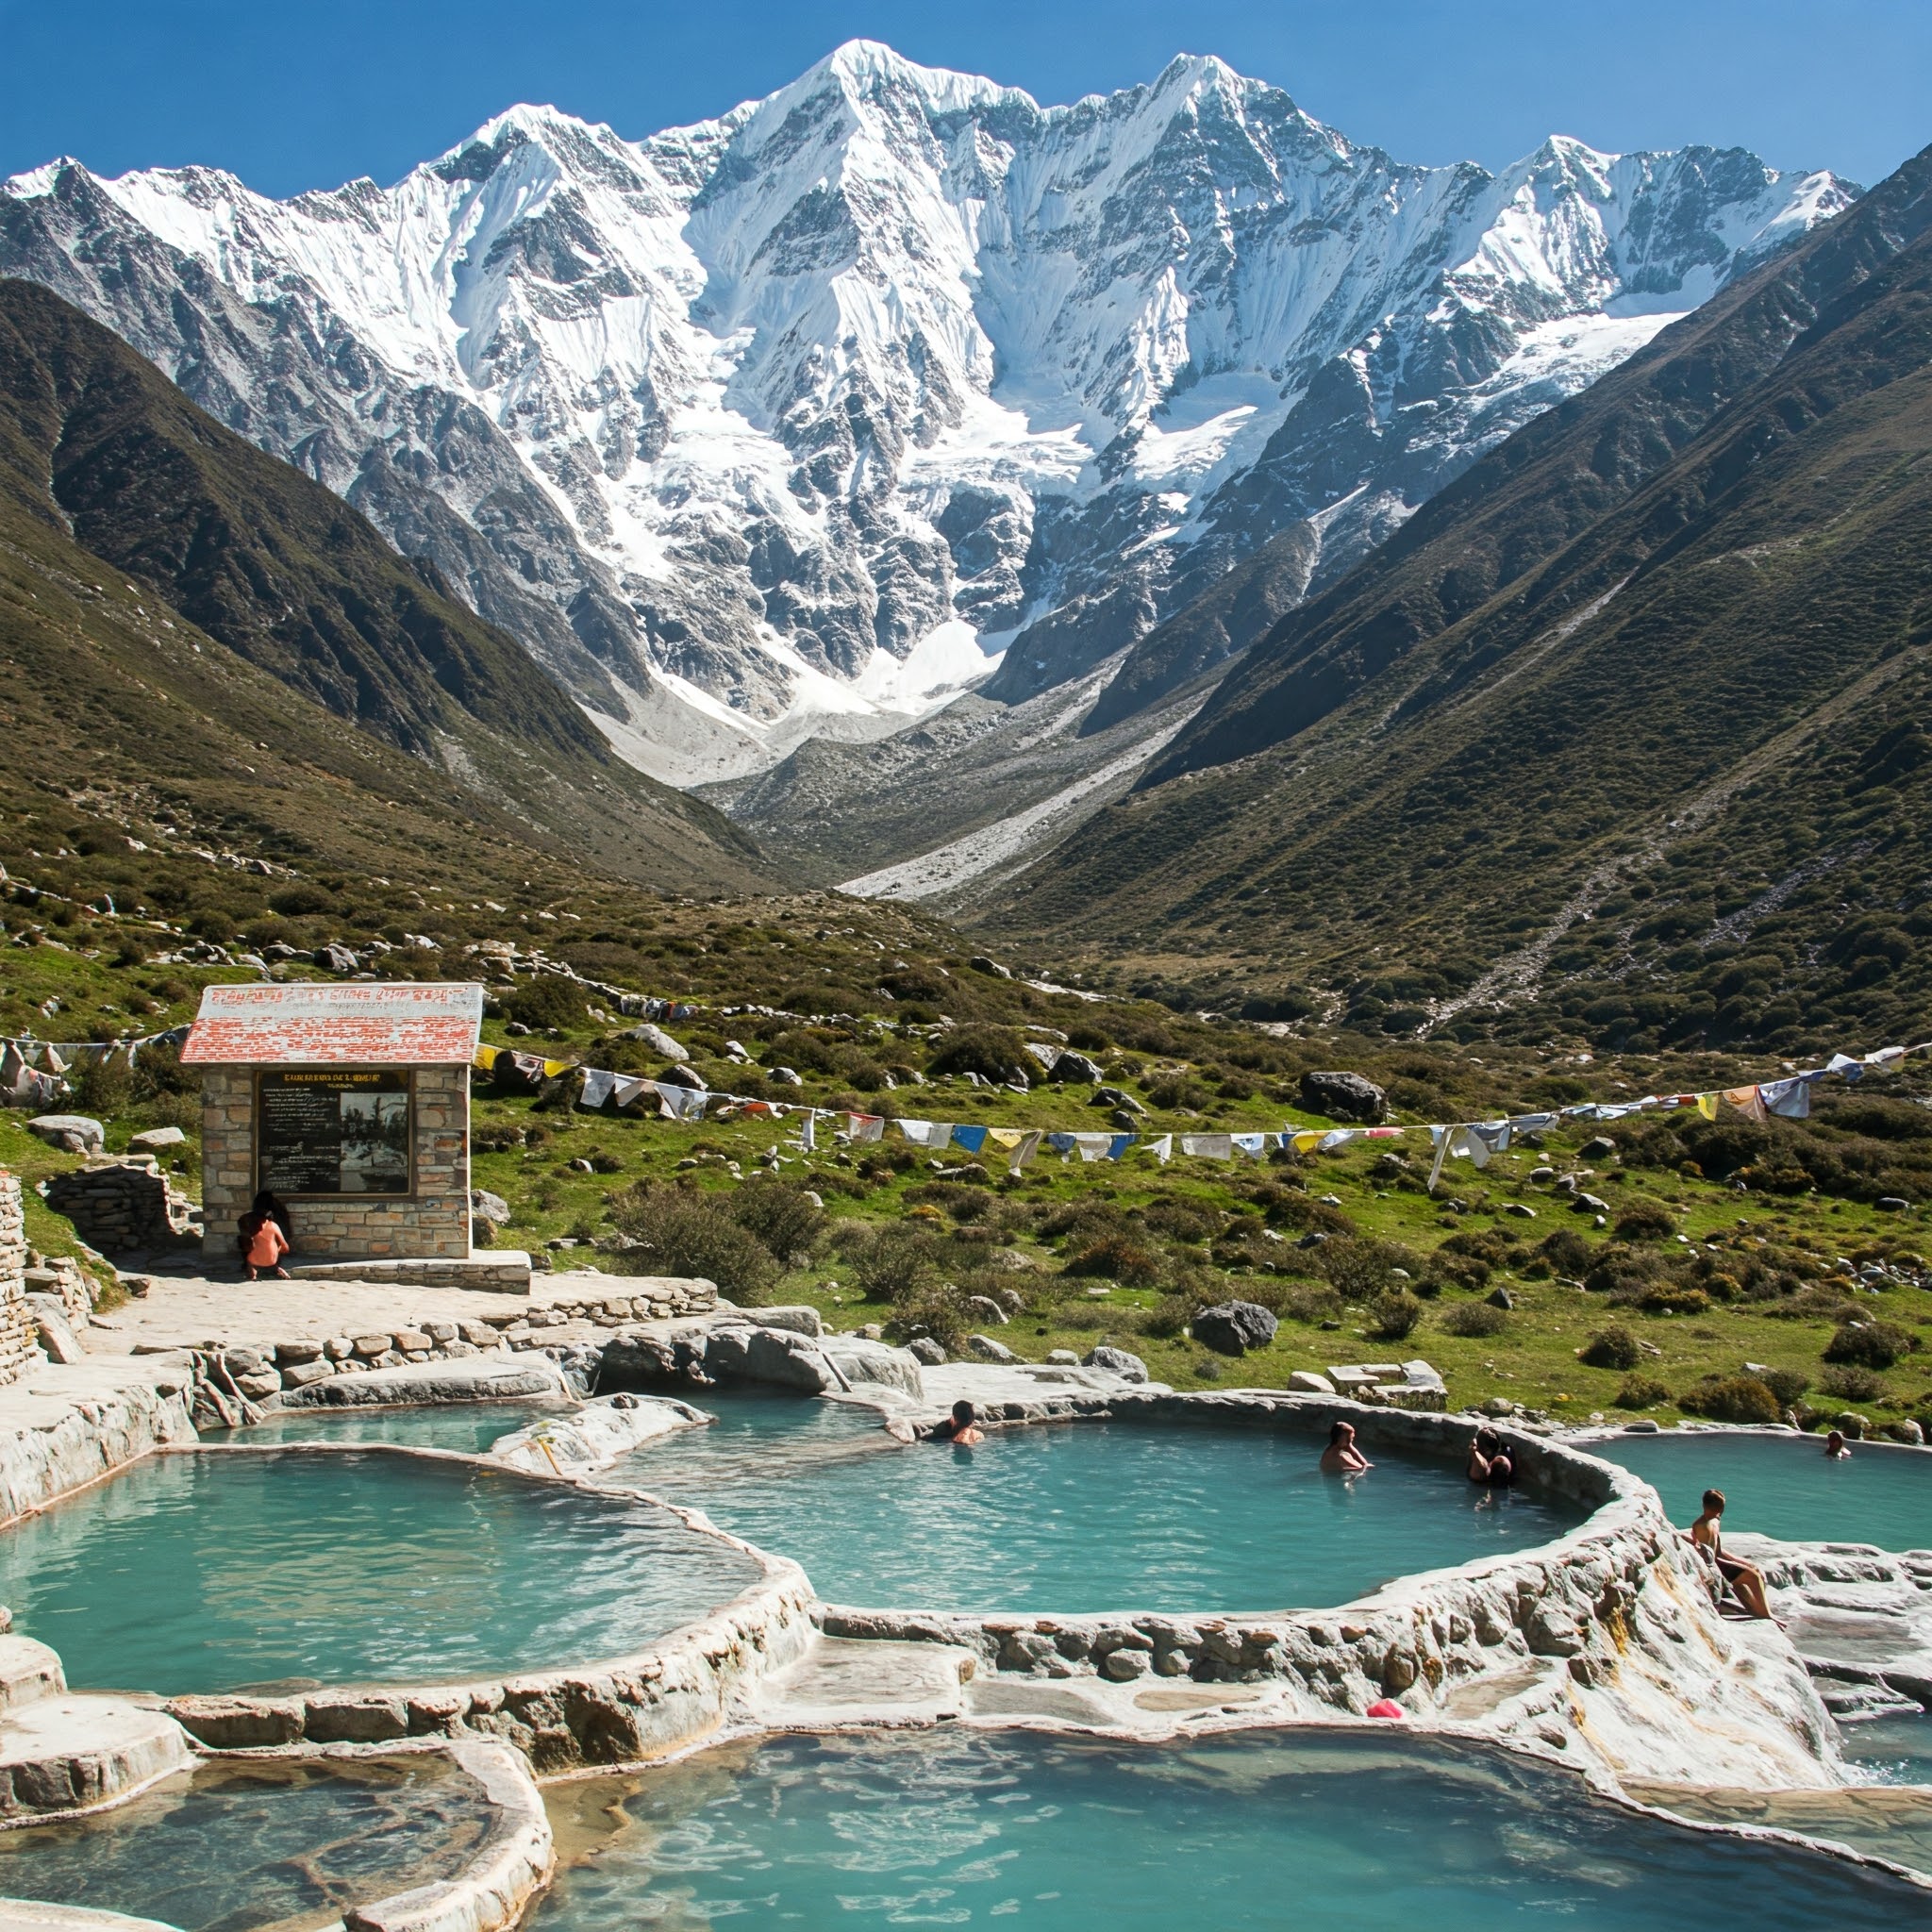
0,1173,42,1388
819,1391,1843,1791
0,1379,194,1527
163,1461,817,1773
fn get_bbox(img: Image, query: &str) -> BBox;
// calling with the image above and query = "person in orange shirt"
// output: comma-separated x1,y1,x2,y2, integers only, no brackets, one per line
239,1190,292,1281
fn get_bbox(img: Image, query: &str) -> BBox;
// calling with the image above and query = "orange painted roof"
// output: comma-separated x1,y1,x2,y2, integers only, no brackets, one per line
181,982,485,1065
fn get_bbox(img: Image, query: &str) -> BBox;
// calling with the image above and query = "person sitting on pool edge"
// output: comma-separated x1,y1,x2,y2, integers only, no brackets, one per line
1687,1488,1776,1622
1466,1426,1514,1487
1321,1421,1371,1474
1824,1429,1851,1459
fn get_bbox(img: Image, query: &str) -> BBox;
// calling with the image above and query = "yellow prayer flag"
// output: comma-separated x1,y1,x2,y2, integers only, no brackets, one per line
541,1058,574,1079
1695,1092,1719,1120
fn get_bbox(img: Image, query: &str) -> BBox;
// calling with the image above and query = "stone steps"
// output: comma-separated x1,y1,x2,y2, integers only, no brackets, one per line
0,1694,191,1819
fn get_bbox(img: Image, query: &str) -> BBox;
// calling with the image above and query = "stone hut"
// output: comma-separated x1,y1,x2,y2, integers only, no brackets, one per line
185,982,485,1269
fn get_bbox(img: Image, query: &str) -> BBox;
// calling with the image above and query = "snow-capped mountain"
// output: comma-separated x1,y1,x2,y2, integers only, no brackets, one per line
0,42,1854,781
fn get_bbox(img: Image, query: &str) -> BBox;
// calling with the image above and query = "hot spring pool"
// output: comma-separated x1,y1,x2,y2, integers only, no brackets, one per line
0,1447,761,1695
1580,1428,1931,1551
233,1396,575,1454
530,1727,1924,1931
606,1392,1590,1613
0,1755,495,1932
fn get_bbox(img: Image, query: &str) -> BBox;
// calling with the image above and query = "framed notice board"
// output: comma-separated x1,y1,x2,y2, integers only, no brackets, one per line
258,1069,413,1196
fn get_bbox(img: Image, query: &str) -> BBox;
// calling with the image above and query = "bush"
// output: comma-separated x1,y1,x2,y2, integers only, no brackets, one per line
1612,1201,1678,1242
1063,1236,1164,1287
847,1224,942,1304
1580,1324,1642,1371
1613,1375,1671,1409
1368,1289,1424,1341
1143,1200,1220,1242
728,1180,826,1267
1819,1362,1886,1402
925,1024,1030,1084
882,1283,972,1352
1636,1285,1711,1316
1147,1075,1210,1111
71,1052,134,1118
1282,1282,1344,1325
502,976,591,1031
1317,1237,1422,1303
1680,1375,1782,1424
1539,1228,1592,1275
1762,1366,1811,1407
1439,1302,1508,1338
607,1184,777,1304
1824,1320,1912,1370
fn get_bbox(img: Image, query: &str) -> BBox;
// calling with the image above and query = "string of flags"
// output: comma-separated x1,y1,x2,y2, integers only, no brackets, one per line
475,1037,1931,1188
0,1025,192,1108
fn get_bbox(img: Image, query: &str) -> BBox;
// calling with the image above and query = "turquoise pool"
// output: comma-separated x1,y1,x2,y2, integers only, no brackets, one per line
605,1392,1590,1613
1581,1429,1931,1551
0,1755,493,1932
231,1397,574,1454
1843,1710,1932,1786
0,1448,760,1695
530,1727,1924,1931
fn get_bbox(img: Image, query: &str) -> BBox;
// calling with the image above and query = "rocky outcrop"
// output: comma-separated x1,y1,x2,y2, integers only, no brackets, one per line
489,1395,710,1476
1191,1302,1279,1356
0,1380,193,1527
1298,1072,1387,1124
599,1323,924,1403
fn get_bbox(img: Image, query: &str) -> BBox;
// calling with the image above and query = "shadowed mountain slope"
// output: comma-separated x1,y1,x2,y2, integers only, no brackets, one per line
0,278,769,894
979,145,1932,1055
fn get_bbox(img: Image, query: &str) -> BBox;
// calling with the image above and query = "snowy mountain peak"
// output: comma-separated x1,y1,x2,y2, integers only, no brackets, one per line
0,48,1858,784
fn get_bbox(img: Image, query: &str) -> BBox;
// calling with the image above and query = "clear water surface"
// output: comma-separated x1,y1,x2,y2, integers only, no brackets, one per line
604,1391,1590,1613
0,1447,760,1695
1581,1429,1931,1552
0,1756,494,1932
1843,1709,1932,1787
530,1726,1923,1932
230,1396,575,1455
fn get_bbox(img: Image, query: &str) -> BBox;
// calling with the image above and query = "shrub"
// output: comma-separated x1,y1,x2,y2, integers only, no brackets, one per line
1680,1375,1782,1425
71,1052,134,1118
847,1224,942,1303
1824,1320,1912,1370
925,1025,1030,1084
882,1283,972,1351
1761,1367,1811,1407
1147,1075,1210,1111
1612,1201,1678,1242
1143,1199,1221,1242
607,1184,777,1304
1819,1363,1886,1402
1539,1228,1592,1275
1439,1302,1508,1338
1613,1375,1671,1409
1424,1251,1491,1293
1635,1285,1711,1316
502,976,591,1031
728,1180,826,1266
1367,1289,1424,1341
1581,1324,1642,1370
1282,1282,1344,1325
1065,1024,1112,1053
1317,1237,1422,1303
1063,1236,1164,1287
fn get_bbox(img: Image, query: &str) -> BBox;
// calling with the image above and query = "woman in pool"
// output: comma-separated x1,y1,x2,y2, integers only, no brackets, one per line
1321,1421,1371,1474
1466,1427,1514,1487
1688,1488,1775,1621
885,1399,986,1447
1824,1430,1851,1459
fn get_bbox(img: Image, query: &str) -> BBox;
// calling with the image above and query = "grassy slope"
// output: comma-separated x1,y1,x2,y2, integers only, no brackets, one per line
978,147,1932,1055
0,277,769,895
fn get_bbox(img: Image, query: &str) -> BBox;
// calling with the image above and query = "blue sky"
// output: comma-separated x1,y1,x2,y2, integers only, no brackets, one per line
5,1,1924,195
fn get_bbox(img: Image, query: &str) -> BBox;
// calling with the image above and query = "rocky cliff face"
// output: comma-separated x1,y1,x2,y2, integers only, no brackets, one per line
0,42,1854,779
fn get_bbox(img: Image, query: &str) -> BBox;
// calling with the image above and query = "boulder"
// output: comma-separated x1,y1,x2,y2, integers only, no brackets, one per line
752,1305,825,1340
969,956,1011,978
1048,1050,1106,1085
908,1337,947,1366
968,1333,1022,1363
1046,1349,1080,1366
1093,1086,1145,1115
1578,1136,1617,1161
1486,1285,1515,1310
1082,1344,1148,1383
470,1189,511,1225
315,943,358,974
1297,1072,1385,1124
621,1022,686,1059
27,1115,104,1156
490,1394,709,1474
234,1370,283,1401
1191,1301,1279,1356
26,1298,84,1364
1288,1370,1336,1394
127,1126,187,1153
964,1295,1009,1326
1572,1192,1609,1214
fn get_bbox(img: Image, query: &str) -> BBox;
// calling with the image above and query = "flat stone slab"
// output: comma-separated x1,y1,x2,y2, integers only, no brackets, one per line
275,1356,568,1410
921,1362,1174,1411
490,1395,708,1475
0,1638,64,1718
286,1254,533,1293
0,1696,191,1818
753,1637,976,1727
0,1905,182,1932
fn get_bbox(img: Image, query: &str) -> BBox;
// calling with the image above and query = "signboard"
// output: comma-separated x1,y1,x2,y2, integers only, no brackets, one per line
258,1070,412,1196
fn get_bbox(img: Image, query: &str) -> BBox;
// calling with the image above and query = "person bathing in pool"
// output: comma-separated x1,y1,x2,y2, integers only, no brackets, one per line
886,1399,985,1447
1688,1488,1776,1622
1824,1429,1851,1460
1466,1427,1514,1487
1320,1421,1371,1474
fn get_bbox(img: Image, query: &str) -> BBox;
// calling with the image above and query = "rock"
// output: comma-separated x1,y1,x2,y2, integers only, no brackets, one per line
490,1394,709,1475
351,1334,393,1358
391,1329,433,1354
621,1023,686,1058
1046,1350,1081,1366
1486,1285,1514,1310
471,1189,511,1225
968,1333,1021,1363
753,1305,824,1340
275,1339,325,1364
770,1066,804,1088
127,1126,187,1153
1877,1196,1911,1211
1191,1301,1279,1356
424,1321,458,1344
1288,1370,1336,1394
1048,1050,1106,1084
324,1337,354,1359
1094,1085,1146,1115
1298,1071,1386,1124
1100,1648,1152,1682
1082,1345,1148,1383
235,1370,283,1401
27,1115,104,1156
1528,1166,1557,1184
908,1337,947,1365
1502,1202,1537,1219
1572,1192,1609,1214
1886,1419,1925,1445
1482,1396,1517,1418
969,956,1011,978
280,1358,335,1390
27,1302,84,1364
222,1347,270,1374
964,1295,1009,1325
1578,1136,1617,1161
315,943,358,974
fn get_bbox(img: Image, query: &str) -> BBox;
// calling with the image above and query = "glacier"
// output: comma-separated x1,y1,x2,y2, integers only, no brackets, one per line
0,41,1856,783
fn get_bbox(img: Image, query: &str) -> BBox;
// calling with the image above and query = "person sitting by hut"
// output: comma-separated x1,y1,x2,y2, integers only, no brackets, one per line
1688,1488,1775,1622
238,1190,293,1282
